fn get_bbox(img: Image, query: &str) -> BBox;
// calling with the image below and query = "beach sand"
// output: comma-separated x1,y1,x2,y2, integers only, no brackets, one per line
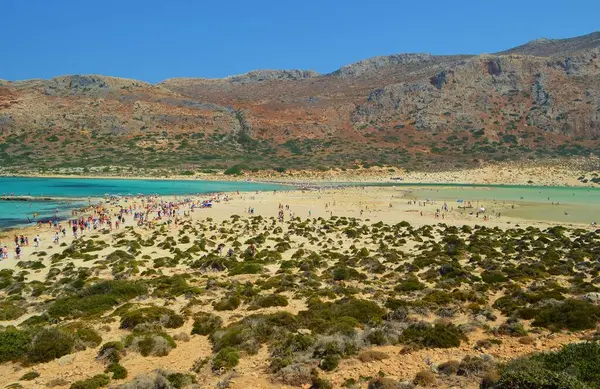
0,186,597,388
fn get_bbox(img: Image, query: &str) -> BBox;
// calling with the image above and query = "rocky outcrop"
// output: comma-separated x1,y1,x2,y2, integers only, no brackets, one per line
330,53,435,78
226,69,319,83
353,50,600,139
498,31,600,56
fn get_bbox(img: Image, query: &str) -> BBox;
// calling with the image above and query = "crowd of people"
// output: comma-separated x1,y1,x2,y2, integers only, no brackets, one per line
0,192,230,262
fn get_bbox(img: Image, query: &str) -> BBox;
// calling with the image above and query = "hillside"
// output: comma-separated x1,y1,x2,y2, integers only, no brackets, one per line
0,32,599,174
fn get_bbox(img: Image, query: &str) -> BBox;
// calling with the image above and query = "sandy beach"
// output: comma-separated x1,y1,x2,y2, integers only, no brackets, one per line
0,185,598,389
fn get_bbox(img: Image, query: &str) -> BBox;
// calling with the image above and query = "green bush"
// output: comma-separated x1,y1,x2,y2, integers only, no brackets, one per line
212,347,240,371
489,342,600,388
481,270,509,284
229,261,264,276
249,294,289,309
166,372,196,389
224,165,245,176
0,302,26,320
60,323,102,348
125,331,176,357
400,322,466,349
70,374,110,389
395,276,426,292
105,363,128,379
120,306,184,330
48,280,147,319
214,295,242,311
211,312,297,354
319,353,340,371
0,327,31,362
531,299,600,331
28,328,75,363
191,312,223,335
491,358,584,388
299,299,386,333
97,341,124,364
20,371,40,381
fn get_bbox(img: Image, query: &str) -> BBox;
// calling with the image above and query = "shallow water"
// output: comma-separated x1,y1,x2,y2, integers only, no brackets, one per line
395,185,600,224
383,184,600,205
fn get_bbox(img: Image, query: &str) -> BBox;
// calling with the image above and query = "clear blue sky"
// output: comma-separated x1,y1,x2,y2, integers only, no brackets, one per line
1,0,598,83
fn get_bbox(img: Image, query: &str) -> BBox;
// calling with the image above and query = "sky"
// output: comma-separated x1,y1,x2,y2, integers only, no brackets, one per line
1,0,598,83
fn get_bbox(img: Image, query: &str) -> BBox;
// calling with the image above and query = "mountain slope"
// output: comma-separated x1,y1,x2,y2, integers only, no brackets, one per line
498,31,600,57
0,32,599,174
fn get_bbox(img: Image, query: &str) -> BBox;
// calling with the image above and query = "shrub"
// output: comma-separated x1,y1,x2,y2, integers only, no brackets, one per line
60,323,102,349
48,280,147,319
166,372,196,389
319,353,341,371
299,299,386,332
491,358,583,388
490,342,600,388
311,370,333,389
212,347,240,371
105,363,128,379
396,276,426,292
120,307,184,330
400,322,466,349
458,355,495,377
191,312,223,335
214,295,242,311
276,363,313,386
97,341,124,364
519,335,536,345
20,371,40,381
531,299,600,331
28,328,75,363
413,369,436,386
228,262,264,275
0,327,31,362
0,302,26,320
496,319,528,337
367,377,405,389
224,165,245,176
75,327,102,348
438,360,460,375
249,294,289,309
69,374,110,389
125,332,176,357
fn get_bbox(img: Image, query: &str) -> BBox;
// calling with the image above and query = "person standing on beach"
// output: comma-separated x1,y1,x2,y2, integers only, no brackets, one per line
15,244,21,260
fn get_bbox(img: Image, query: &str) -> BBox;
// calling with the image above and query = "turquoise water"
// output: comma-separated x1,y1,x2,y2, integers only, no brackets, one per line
397,184,600,205
0,177,290,229
394,184,600,224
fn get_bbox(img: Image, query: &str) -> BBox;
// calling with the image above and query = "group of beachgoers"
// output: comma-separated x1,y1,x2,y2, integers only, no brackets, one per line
1,193,230,262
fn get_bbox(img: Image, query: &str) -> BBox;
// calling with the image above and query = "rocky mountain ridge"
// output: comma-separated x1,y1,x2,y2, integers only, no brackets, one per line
0,31,599,173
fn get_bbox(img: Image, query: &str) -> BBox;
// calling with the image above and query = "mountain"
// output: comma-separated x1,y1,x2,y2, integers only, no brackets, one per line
1,32,599,174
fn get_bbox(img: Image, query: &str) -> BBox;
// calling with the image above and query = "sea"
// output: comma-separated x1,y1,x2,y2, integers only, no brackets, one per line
0,177,290,229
